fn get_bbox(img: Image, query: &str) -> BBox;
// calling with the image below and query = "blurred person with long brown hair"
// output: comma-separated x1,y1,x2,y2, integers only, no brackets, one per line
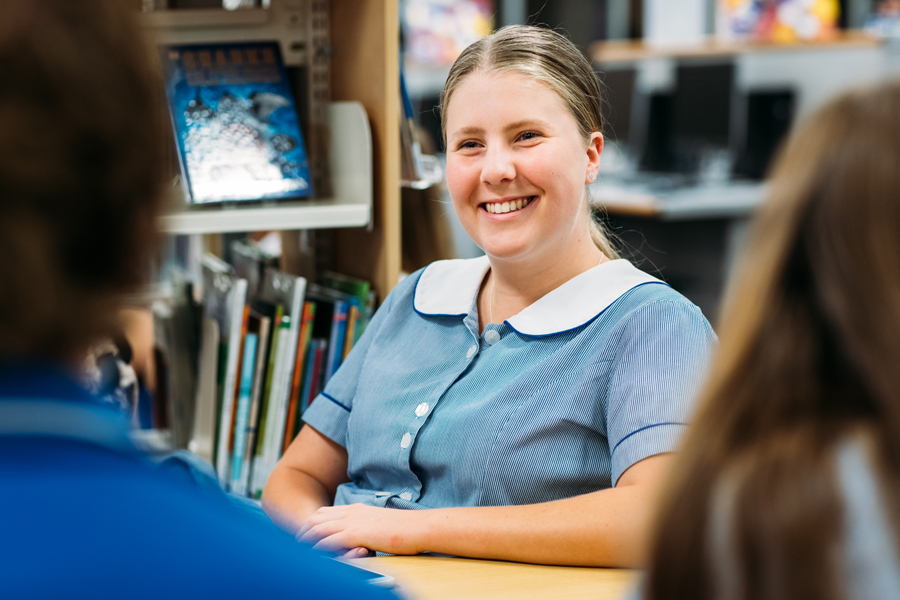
638,80,900,599
0,1,399,598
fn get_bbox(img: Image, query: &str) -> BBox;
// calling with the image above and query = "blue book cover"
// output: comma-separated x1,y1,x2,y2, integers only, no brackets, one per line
230,332,258,494
325,300,348,383
160,42,313,204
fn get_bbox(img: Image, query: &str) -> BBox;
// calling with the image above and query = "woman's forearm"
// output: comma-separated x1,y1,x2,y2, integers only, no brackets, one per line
261,466,334,535
414,484,653,567
261,425,350,535
301,455,668,565
404,454,671,566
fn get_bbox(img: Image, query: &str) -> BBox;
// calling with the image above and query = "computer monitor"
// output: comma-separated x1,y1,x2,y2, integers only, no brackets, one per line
671,60,736,174
600,67,637,146
733,89,795,180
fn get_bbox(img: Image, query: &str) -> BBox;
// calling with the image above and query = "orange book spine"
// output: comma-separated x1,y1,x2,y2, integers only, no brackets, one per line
342,305,359,360
282,302,315,454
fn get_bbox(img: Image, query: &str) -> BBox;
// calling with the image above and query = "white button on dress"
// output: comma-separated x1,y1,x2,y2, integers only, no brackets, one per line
415,402,429,417
466,345,477,358
485,330,501,345
399,492,413,501
400,432,412,449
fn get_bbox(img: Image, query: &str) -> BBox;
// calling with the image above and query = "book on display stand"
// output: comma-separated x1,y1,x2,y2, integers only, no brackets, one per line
160,41,314,205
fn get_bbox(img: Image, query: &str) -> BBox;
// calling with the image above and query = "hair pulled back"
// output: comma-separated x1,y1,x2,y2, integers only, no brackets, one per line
440,25,617,259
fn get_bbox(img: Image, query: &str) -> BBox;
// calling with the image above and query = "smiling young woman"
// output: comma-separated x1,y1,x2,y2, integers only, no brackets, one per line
444,69,607,328
262,25,717,567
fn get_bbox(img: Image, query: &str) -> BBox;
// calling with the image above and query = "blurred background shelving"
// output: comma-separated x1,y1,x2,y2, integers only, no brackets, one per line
398,0,900,322
143,0,401,299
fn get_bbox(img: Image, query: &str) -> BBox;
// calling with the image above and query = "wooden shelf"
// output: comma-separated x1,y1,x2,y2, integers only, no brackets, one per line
140,6,270,30
591,29,882,64
145,0,401,300
139,0,313,67
159,200,370,235
159,101,373,235
331,0,401,299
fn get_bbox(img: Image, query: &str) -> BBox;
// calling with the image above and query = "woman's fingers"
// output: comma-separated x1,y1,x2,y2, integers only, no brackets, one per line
312,531,356,553
340,547,371,559
296,504,412,555
297,506,346,538
298,520,341,545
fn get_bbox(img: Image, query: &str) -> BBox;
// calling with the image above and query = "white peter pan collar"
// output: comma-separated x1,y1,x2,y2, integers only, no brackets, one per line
413,255,664,336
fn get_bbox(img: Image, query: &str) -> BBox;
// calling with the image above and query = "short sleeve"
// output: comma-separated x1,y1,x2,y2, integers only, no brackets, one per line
301,282,401,447
607,299,716,485
837,439,900,599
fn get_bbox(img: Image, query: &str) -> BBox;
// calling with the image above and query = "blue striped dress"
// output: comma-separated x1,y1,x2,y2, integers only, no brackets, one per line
303,256,716,510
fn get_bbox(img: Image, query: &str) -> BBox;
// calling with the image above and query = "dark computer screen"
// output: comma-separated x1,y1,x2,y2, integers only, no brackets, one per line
673,61,734,150
600,68,637,145
638,60,736,175
733,89,795,180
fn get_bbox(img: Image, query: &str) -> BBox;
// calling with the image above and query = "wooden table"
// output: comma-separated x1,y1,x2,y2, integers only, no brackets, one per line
357,555,637,600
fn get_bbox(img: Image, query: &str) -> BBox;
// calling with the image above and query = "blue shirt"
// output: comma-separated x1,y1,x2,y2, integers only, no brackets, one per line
0,362,398,600
304,257,716,510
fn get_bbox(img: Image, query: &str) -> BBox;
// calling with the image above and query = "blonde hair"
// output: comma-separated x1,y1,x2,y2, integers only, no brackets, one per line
440,25,618,259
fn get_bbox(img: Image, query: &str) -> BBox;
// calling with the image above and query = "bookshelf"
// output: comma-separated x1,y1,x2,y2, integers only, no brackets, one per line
159,101,373,234
145,0,401,300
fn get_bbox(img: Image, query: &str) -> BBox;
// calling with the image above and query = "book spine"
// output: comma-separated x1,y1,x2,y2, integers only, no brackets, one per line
342,304,359,361
215,278,248,484
325,300,349,383
268,276,304,458
249,306,282,497
299,337,319,414
316,341,328,398
251,317,292,497
226,306,251,463
283,301,316,454
254,305,283,458
229,332,258,495
267,318,297,477
189,318,219,463
240,314,271,496
260,317,294,494
212,340,228,459
307,339,327,409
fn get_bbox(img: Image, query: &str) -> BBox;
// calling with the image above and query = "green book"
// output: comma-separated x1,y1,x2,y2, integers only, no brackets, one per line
254,304,283,457
322,271,370,307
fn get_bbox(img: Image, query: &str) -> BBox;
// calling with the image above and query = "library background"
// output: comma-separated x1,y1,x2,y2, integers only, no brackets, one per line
129,0,900,499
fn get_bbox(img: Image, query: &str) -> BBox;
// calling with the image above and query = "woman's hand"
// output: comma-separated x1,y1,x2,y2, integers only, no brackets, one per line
261,426,350,535
298,504,426,556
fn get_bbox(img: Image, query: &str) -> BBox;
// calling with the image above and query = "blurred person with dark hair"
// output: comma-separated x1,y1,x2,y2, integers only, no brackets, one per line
0,1,398,598
637,80,900,600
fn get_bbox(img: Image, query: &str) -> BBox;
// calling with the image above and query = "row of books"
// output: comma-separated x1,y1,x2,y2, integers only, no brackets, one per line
189,244,374,497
